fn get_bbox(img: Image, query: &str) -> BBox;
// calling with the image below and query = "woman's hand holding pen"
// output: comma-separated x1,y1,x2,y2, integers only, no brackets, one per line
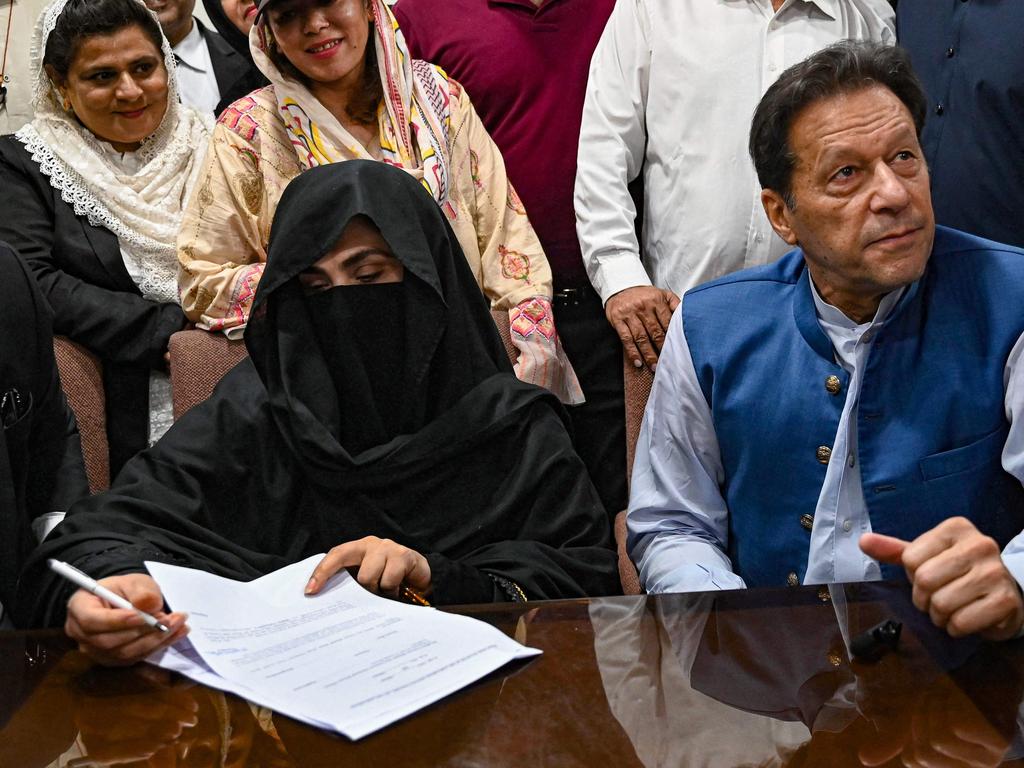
305,536,432,600
65,574,189,666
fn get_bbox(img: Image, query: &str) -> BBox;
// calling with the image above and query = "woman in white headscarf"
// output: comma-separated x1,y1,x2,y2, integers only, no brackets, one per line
176,0,582,404
0,0,212,476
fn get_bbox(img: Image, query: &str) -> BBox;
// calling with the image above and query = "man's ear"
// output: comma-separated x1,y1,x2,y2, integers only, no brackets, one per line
761,188,799,247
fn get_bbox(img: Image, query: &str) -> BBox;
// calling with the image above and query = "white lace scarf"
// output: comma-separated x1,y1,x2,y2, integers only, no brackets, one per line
14,0,212,303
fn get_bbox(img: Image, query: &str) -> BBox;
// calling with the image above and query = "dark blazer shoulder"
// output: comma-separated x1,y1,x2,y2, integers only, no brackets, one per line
0,134,42,178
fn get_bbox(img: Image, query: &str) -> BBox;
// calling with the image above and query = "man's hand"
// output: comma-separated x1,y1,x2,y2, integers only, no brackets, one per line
65,574,189,666
305,536,432,598
860,517,1024,640
605,286,680,372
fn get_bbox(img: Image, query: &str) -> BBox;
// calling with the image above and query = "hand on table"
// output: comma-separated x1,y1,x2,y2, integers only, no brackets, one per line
860,517,1024,640
856,673,1008,768
799,669,1009,768
71,668,199,767
305,536,432,599
65,574,189,666
605,286,680,372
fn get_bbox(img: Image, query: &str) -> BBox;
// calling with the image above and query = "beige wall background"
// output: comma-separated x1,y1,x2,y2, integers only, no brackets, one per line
194,1,212,28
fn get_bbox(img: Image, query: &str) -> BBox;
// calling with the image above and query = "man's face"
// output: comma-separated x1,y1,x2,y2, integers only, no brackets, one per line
762,85,935,318
144,0,196,47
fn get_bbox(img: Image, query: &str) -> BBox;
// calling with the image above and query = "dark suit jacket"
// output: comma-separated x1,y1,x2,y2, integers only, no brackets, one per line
0,136,188,477
197,19,267,116
0,244,88,612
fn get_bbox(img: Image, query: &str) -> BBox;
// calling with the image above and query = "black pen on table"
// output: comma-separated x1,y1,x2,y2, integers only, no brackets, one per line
47,558,171,633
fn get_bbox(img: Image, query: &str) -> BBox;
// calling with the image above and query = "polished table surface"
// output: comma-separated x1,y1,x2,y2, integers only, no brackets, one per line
3,582,1024,767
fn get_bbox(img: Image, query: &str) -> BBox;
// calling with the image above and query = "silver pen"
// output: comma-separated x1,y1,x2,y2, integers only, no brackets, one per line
47,558,170,633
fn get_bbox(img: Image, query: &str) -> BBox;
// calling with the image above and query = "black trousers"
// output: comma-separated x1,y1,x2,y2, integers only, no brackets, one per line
554,285,628,523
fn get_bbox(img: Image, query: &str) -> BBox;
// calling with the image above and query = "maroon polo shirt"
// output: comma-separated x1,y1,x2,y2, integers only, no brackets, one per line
393,0,615,289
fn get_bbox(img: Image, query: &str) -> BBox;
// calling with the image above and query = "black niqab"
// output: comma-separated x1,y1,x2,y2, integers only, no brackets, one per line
246,160,512,472
305,283,407,452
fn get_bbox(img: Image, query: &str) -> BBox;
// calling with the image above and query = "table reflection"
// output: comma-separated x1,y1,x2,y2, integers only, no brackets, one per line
0,645,294,768
592,584,1024,768
3,588,1024,767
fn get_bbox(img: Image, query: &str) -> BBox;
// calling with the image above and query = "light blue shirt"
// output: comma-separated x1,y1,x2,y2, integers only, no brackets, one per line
628,278,1024,593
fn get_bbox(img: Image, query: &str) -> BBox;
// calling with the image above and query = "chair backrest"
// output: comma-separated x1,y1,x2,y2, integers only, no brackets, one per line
169,310,516,420
616,354,654,596
624,360,654,481
53,336,109,493
168,331,249,420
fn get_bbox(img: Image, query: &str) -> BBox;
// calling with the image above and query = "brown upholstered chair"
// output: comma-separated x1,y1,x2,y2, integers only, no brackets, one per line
169,310,515,420
53,336,109,493
615,356,654,595
168,331,249,420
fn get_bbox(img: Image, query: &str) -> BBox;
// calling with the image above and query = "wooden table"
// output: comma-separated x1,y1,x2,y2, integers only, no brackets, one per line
3,583,1024,767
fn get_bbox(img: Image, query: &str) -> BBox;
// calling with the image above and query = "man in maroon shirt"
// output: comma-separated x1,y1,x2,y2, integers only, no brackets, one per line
393,0,625,521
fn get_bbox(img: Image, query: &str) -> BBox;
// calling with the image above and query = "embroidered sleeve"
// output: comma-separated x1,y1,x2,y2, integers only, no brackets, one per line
509,297,584,404
448,83,553,310
177,104,272,334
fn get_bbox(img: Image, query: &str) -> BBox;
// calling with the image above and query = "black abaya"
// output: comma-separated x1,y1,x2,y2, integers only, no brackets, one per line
16,162,619,627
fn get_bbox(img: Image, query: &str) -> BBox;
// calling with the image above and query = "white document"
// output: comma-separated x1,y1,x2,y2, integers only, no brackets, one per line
144,556,541,739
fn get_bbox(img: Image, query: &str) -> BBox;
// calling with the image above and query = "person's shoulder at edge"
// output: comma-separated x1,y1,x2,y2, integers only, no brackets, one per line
0,133,39,172
684,247,807,300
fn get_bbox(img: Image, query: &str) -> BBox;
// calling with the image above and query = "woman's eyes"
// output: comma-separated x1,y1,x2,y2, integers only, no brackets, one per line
86,63,156,82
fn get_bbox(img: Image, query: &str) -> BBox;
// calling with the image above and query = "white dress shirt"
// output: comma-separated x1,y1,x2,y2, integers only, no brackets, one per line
172,19,221,115
574,0,895,304
627,276,1024,594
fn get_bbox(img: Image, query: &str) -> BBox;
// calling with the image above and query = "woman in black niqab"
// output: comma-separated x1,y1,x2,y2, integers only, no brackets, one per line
16,162,619,648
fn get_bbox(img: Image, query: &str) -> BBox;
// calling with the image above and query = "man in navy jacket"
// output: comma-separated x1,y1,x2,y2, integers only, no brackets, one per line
628,41,1024,641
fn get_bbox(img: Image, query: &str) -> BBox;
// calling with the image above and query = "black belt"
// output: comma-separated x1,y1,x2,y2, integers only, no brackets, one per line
552,284,600,306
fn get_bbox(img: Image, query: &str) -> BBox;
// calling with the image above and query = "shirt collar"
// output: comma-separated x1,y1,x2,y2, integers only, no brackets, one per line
723,0,837,20
172,18,207,73
808,275,905,332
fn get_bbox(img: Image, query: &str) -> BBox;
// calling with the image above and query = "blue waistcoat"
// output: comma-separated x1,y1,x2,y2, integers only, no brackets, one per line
683,227,1024,587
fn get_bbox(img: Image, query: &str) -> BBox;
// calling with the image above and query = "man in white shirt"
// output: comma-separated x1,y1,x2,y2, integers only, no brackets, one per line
574,0,894,372
628,41,1024,641
145,0,252,114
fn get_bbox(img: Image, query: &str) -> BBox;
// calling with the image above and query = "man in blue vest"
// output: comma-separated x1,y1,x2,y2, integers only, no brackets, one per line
628,41,1024,641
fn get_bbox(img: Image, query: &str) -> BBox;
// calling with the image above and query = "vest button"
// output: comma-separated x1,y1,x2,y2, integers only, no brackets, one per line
825,375,841,395
818,586,831,602
816,445,832,464
787,572,799,587
800,513,814,531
